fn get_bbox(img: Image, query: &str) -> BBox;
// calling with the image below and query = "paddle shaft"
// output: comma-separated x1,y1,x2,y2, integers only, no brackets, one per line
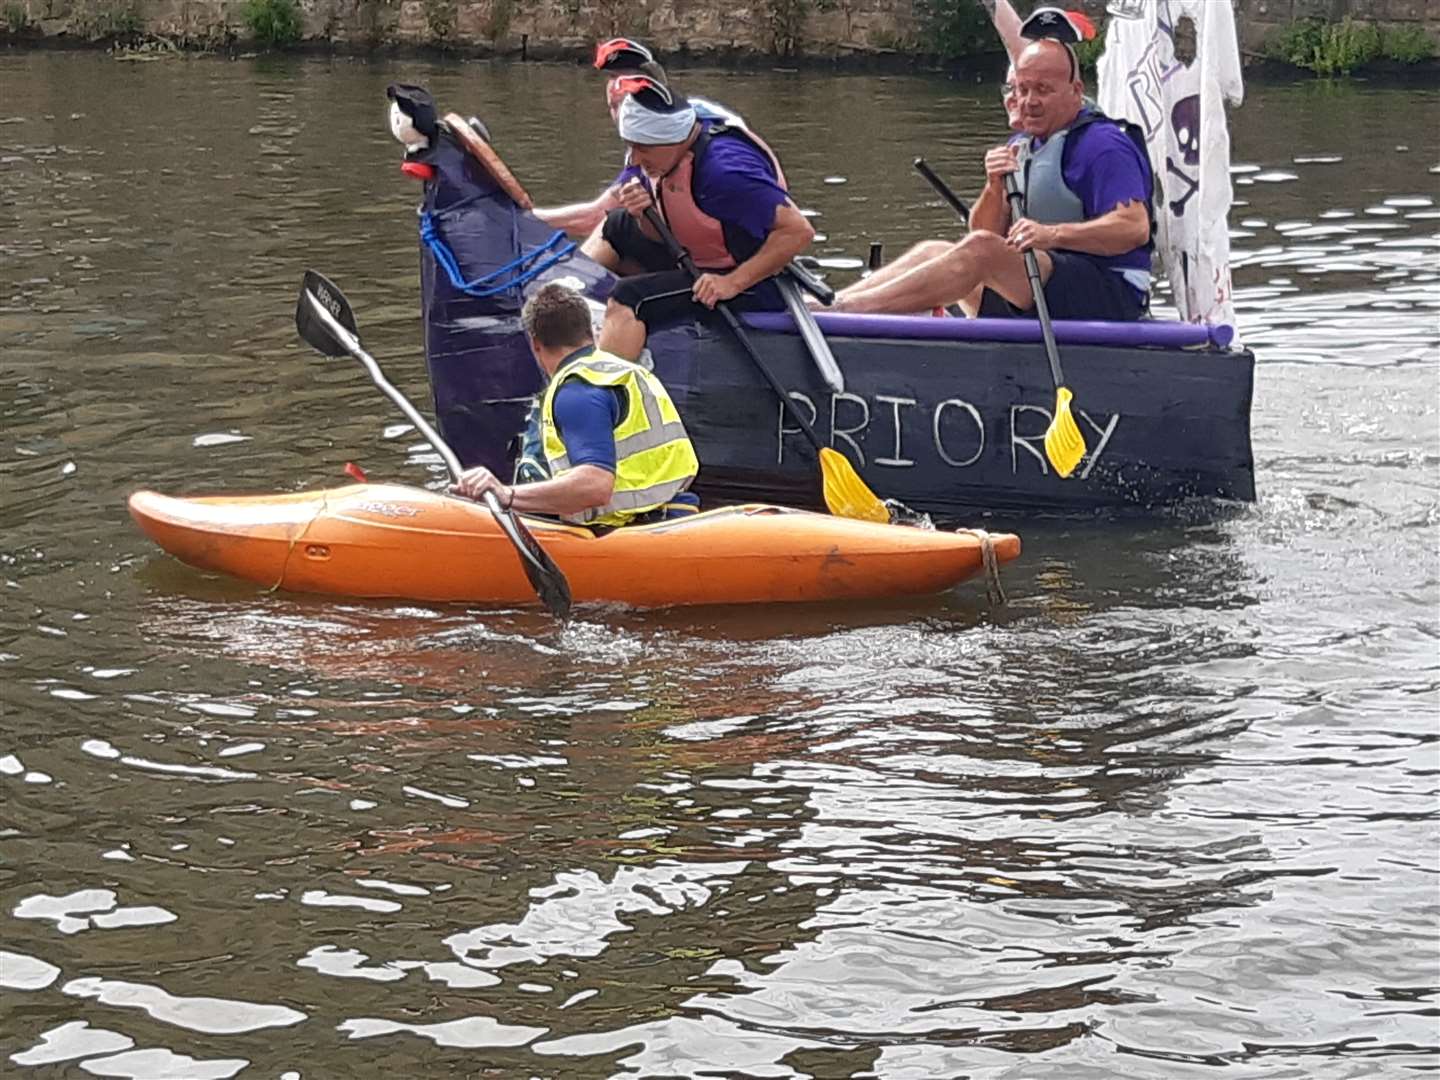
305,294,465,481
913,158,971,226
297,275,570,618
1003,174,1068,390
642,207,827,453
304,293,527,549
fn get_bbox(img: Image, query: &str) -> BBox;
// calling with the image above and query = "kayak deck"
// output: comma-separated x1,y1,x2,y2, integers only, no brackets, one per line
128,484,1019,608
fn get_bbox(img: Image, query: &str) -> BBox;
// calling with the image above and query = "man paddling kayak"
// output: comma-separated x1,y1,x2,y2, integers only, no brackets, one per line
452,283,699,528
533,38,747,239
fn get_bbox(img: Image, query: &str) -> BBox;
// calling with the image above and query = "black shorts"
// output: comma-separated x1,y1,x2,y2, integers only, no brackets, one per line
980,250,1146,321
601,207,676,275
601,209,783,327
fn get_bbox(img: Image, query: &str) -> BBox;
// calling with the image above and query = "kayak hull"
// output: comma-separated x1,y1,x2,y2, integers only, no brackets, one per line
128,484,1019,608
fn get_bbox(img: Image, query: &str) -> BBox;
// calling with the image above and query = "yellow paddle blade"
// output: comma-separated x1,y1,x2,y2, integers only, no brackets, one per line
1043,386,1087,479
819,446,890,523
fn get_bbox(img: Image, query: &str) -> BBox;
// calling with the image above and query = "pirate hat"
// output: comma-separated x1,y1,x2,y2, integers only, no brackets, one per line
594,38,653,71
1019,7,1097,44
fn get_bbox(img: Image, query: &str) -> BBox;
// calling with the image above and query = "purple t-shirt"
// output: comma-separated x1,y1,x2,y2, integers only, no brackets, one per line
689,123,789,255
1018,115,1153,278
611,162,644,189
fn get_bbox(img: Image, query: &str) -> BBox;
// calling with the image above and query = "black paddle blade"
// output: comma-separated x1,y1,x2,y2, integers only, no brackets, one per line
489,506,572,620
295,270,359,357
520,541,572,622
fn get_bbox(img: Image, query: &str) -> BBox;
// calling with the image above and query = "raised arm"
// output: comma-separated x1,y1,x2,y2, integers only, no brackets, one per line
982,0,1027,62
970,143,1018,235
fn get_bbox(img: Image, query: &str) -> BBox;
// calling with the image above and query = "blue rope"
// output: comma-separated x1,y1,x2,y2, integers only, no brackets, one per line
420,212,577,299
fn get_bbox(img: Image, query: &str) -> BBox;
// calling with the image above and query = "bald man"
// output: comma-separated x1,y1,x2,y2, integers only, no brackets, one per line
830,38,1154,322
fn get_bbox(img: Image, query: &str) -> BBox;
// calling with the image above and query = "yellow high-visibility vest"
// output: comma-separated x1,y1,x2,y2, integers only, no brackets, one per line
540,349,699,528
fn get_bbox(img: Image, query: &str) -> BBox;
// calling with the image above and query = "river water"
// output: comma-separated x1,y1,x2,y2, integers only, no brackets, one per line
1,51,1437,1078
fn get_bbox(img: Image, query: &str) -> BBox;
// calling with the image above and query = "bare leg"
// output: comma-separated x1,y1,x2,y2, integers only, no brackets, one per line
581,231,622,272
834,231,1053,316
598,300,647,360
833,239,953,302
582,231,652,276
957,284,986,317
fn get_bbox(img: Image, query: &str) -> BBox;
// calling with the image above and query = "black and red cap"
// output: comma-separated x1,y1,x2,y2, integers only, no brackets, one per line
1019,7,1097,44
607,74,674,110
594,38,655,71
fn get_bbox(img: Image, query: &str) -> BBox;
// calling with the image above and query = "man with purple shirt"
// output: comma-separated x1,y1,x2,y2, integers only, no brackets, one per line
581,80,814,361
828,37,1153,322
533,39,748,239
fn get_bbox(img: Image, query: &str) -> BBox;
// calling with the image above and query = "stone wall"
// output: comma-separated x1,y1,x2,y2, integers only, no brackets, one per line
2,0,1437,61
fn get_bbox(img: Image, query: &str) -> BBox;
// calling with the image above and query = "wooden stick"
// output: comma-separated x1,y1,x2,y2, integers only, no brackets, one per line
442,112,533,210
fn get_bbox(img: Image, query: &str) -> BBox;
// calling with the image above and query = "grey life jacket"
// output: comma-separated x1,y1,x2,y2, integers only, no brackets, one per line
1017,107,1156,295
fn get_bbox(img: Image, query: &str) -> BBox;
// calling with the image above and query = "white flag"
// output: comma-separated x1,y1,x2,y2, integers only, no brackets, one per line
1096,0,1243,330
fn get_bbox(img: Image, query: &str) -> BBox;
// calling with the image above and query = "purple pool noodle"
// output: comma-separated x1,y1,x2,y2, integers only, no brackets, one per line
743,311,1233,350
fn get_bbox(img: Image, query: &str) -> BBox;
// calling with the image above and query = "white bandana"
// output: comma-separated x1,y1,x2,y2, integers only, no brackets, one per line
617,95,697,146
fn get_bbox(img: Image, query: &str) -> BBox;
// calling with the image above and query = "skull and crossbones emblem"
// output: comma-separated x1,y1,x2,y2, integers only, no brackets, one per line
1171,94,1201,167
1165,94,1201,215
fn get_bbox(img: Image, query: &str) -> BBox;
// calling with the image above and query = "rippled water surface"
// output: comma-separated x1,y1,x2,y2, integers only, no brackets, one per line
2,52,1438,1078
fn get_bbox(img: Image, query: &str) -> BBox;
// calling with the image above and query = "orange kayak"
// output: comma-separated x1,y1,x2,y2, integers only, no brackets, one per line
127,484,1019,608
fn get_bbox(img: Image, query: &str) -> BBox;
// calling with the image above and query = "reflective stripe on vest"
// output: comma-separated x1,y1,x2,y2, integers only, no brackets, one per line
656,122,788,271
540,350,699,528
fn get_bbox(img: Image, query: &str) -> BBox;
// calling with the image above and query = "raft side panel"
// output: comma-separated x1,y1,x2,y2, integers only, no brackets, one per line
653,324,1255,515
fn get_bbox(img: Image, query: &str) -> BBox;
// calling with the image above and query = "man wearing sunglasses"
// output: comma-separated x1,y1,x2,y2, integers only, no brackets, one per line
829,11,1153,323
533,39,746,239
578,78,814,362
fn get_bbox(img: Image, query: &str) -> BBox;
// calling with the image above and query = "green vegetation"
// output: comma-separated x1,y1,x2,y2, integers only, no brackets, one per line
1073,35,1103,73
422,0,455,45
73,3,143,41
756,0,843,56
1265,17,1436,76
108,7,142,37
912,0,995,60
1380,23,1436,64
765,0,808,56
4,3,31,33
1266,17,1379,75
241,0,302,48
869,27,914,53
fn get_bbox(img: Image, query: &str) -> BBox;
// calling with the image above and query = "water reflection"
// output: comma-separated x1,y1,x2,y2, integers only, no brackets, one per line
1,51,1436,1079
